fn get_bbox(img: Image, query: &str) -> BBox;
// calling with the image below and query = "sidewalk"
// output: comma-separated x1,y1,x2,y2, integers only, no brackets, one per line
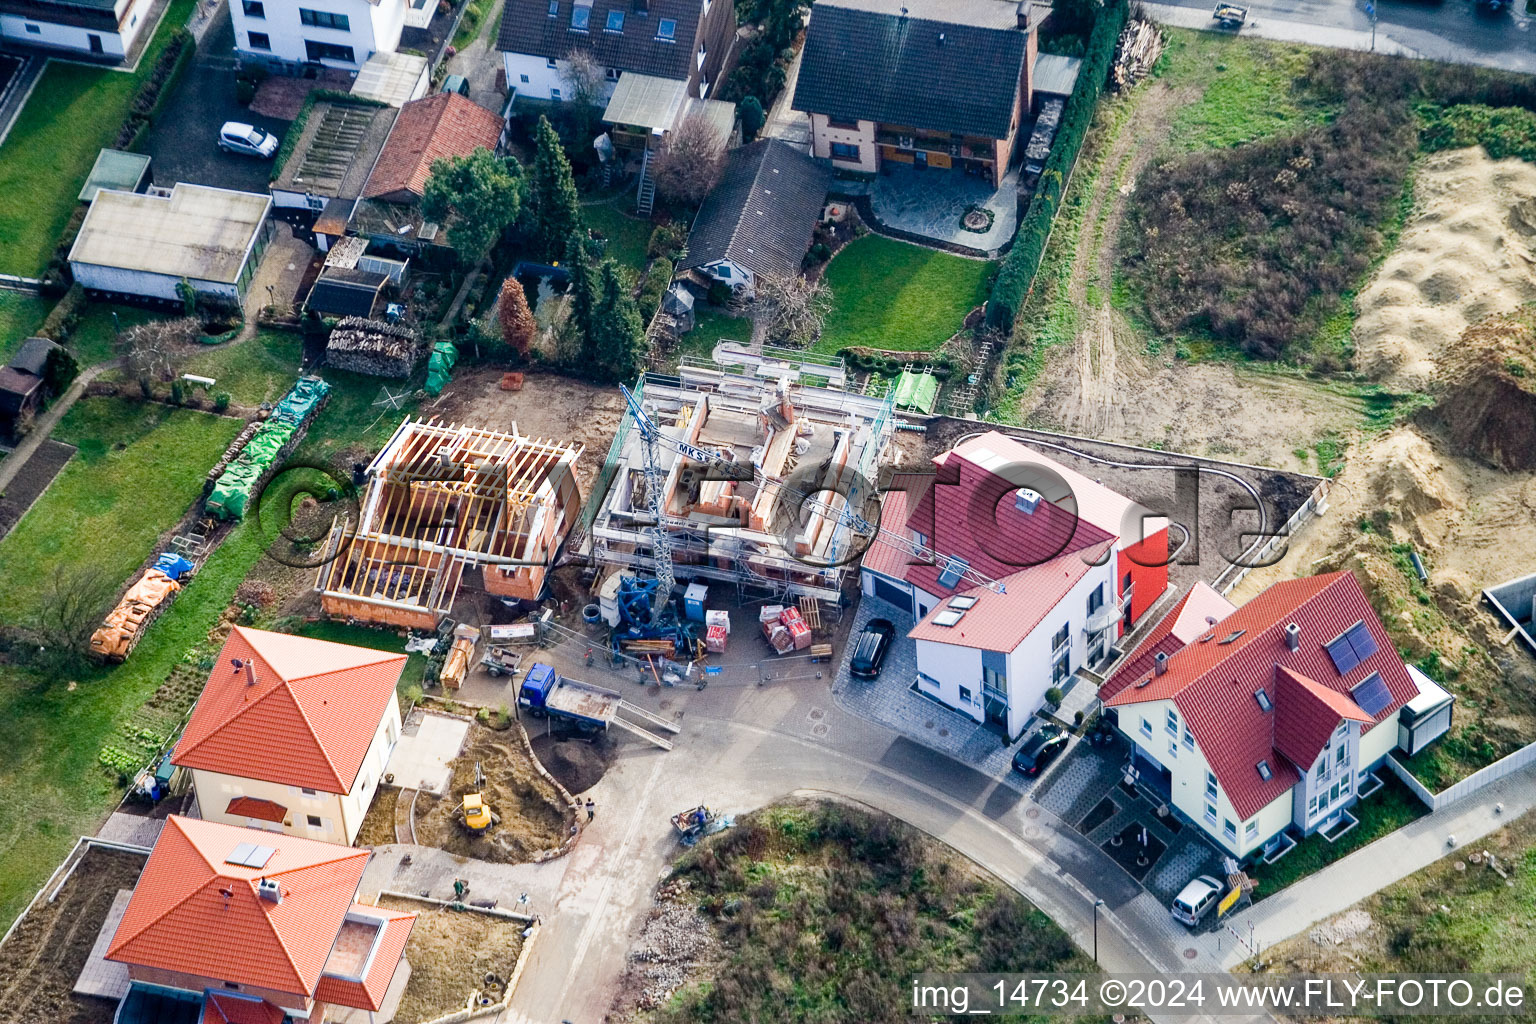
761,43,810,150
1140,3,1415,57
1212,761,1536,967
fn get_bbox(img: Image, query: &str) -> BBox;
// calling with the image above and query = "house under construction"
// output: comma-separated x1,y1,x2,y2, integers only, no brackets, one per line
588,355,894,603
316,418,582,629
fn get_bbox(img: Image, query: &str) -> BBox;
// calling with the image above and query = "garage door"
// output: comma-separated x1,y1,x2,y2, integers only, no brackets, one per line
871,575,912,615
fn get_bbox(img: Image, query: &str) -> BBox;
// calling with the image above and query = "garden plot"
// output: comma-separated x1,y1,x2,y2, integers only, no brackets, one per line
373,894,527,1024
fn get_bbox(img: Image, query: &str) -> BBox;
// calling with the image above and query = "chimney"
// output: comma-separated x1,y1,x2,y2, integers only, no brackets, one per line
1015,488,1041,514
1016,0,1031,29
1285,622,1300,652
1153,652,1168,676
257,877,282,905
244,659,258,687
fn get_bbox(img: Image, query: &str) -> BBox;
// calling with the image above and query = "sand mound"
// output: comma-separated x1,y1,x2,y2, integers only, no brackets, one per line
1354,147,1536,389
1424,312,1536,471
1359,430,1459,548
1310,909,1375,946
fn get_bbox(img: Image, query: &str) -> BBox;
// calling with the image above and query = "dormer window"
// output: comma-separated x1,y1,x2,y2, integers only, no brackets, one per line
571,6,589,30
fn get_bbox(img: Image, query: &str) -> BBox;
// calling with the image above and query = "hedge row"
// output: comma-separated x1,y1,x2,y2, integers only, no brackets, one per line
269,90,385,181
114,28,194,152
986,0,1129,330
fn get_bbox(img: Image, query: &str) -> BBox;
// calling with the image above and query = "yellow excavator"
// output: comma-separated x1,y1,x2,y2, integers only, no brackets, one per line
460,762,498,832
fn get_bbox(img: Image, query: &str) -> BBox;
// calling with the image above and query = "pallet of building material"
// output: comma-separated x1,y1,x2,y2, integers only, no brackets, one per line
787,619,812,650
325,316,422,378
779,605,805,631
759,604,786,624
206,421,262,483
705,609,730,633
1112,19,1164,90
206,376,332,520
705,624,728,654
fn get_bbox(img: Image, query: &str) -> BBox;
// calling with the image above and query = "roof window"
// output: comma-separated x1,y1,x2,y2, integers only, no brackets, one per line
1218,629,1246,645
1256,759,1273,781
657,17,676,39
570,6,590,30
948,595,978,610
606,9,624,31
932,608,964,627
936,555,969,590
1253,687,1272,712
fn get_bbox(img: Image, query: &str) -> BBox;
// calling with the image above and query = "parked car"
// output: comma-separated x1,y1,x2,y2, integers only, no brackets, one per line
1170,874,1224,927
1011,724,1068,776
219,122,278,158
849,618,895,679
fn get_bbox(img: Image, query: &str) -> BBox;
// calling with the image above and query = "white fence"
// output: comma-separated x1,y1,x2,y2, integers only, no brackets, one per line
1216,477,1333,596
1384,739,1536,812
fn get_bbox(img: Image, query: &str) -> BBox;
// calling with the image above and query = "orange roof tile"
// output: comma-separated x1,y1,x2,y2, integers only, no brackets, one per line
107,816,371,997
202,993,287,1024
364,91,504,201
173,627,406,793
314,907,416,1011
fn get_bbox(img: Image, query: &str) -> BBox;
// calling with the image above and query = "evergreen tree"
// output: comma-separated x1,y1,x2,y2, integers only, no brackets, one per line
739,95,766,142
531,115,585,263
564,230,600,366
591,260,647,382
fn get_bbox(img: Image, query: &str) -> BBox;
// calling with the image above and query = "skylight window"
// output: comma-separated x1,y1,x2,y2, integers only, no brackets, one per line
1256,759,1273,781
570,6,589,30
932,608,964,627
606,9,624,31
1253,687,1273,712
547,0,557,15
657,17,676,39
1351,672,1392,716
936,555,969,590
1326,621,1379,675
1218,629,1246,645
948,595,978,610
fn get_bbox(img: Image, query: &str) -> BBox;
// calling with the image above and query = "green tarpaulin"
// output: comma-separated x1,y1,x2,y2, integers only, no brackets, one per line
424,341,458,396
892,370,939,414
207,377,331,519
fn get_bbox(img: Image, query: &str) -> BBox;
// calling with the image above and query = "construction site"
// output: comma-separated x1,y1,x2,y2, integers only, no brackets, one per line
315,418,584,630
586,355,895,606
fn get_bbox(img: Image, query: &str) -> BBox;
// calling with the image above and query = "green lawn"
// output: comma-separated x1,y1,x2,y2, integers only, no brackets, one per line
0,398,243,625
68,302,164,367
1157,29,1321,152
814,235,994,354
671,306,753,367
1246,774,1429,900
584,199,653,273
182,331,304,406
0,292,49,360
295,620,429,689
0,0,196,277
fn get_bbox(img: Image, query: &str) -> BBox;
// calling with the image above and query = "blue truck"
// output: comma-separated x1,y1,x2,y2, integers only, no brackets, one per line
518,663,681,750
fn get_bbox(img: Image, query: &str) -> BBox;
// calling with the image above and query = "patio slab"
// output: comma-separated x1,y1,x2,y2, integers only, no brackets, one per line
73,889,133,1001
385,710,471,795
867,164,1018,254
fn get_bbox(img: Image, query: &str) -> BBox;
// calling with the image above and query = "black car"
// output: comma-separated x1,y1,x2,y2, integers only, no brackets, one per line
1012,724,1068,776
849,618,896,679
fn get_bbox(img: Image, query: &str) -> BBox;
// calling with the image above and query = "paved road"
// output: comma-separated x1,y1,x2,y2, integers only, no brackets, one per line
1150,0,1536,72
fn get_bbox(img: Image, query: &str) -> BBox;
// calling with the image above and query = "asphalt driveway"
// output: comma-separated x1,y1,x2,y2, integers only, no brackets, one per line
140,4,288,193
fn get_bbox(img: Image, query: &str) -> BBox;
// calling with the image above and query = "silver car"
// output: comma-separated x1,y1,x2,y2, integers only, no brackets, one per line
1170,874,1223,927
218,121,278,158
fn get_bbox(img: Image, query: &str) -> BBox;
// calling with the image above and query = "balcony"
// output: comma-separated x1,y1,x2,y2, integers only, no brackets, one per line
874,131,994,162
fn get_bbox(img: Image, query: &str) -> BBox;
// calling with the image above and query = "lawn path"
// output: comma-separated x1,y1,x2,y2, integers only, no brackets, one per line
0,360,117,493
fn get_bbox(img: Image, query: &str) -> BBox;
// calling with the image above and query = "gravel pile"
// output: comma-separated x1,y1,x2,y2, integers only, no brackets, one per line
1310,909,1374,945
624,881,718,1010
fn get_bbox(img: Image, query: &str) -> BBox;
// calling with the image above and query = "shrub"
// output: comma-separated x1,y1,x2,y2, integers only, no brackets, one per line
987,0,1128,330
647,221,689,261
707,282,732,306
38,282,87,342
637,257,674,323
1044,686,1064,707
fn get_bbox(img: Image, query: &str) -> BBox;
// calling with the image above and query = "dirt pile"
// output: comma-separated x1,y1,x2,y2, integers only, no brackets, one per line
1354,147,1536,389
413,724,573,862
1358,430,1460,549
1423,312,1536,471
530,732,614,794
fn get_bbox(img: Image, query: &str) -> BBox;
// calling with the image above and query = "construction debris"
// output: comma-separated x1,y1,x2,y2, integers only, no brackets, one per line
325,316,422,378
1113,18,1164,90
620,882,718,1013
315,419,583,629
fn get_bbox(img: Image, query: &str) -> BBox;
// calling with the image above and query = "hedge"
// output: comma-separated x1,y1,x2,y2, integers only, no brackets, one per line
114,28,194,152
986,0,1129,330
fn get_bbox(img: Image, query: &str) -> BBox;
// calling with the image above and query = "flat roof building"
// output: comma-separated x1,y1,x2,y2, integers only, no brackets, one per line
68,184,273,309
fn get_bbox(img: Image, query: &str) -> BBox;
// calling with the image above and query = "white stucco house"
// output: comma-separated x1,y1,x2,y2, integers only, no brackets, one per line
172,626,407,847
860,432,1169,742
232,0,417,70
0,0,152,60
1100,571,1455,864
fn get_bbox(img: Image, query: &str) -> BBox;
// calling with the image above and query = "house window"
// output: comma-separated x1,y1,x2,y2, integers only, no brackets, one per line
1087,583,1104,615
1051,653,1071,684
605,66,619,81
550,87,562,100
982,666,1005,692
546,57,558,68
570,6,589,30
243,0,264,16
24,22,40,33
1223,819,1237,841
1244,821,1258,842
1122,570,1133,593
1203,801,1216,824
657,17,676,39
304,39,354,62
1205,771,1217,800
1336,744,1348,766
307,814,323,828
1165,708,1178,736
1051,623,1069,652
300,8,349,29
605,9,624,31
223,982,240,991
827,117,860,131
829,142,861,162
301,787,318,797
1182,728,1194,750
958,685,972,705
1140,717,1152,738
360,775,371,792
1168,741,1178,759
247,30,271,49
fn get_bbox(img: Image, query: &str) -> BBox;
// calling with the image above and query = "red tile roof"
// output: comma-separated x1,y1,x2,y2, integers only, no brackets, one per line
1100,582,1236,701
860,473,931,583
174,627,406,793
907,544,1110,651
314,907,417,1011
364,91,503,201
201,993,286,1024
226,796,288,824
107,816,374,997
1273,666,1374,771
1106,572,1419,819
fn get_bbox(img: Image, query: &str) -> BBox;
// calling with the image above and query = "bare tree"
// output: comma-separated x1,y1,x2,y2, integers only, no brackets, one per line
121,316,200,391
562,48,607,145
26,566,115,675
759,273,833,348
649,113,727,208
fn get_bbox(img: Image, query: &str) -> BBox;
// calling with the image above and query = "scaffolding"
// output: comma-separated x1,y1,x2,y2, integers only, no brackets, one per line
314,418,583,628
589,362,895,604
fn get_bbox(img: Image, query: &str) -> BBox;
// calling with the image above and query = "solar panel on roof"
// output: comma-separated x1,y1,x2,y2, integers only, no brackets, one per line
936,556,969,589
932,609,964,627
226,842,256,866
1351,672,1392,717
225,842,276,868
1326,621,1378,675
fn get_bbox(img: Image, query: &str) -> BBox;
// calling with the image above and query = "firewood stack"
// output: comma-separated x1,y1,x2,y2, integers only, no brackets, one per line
325,316,422,378
1112,19,1164,91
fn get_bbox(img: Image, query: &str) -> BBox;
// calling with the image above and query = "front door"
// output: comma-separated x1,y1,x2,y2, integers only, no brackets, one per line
88,33,103,53
914,150,927,169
